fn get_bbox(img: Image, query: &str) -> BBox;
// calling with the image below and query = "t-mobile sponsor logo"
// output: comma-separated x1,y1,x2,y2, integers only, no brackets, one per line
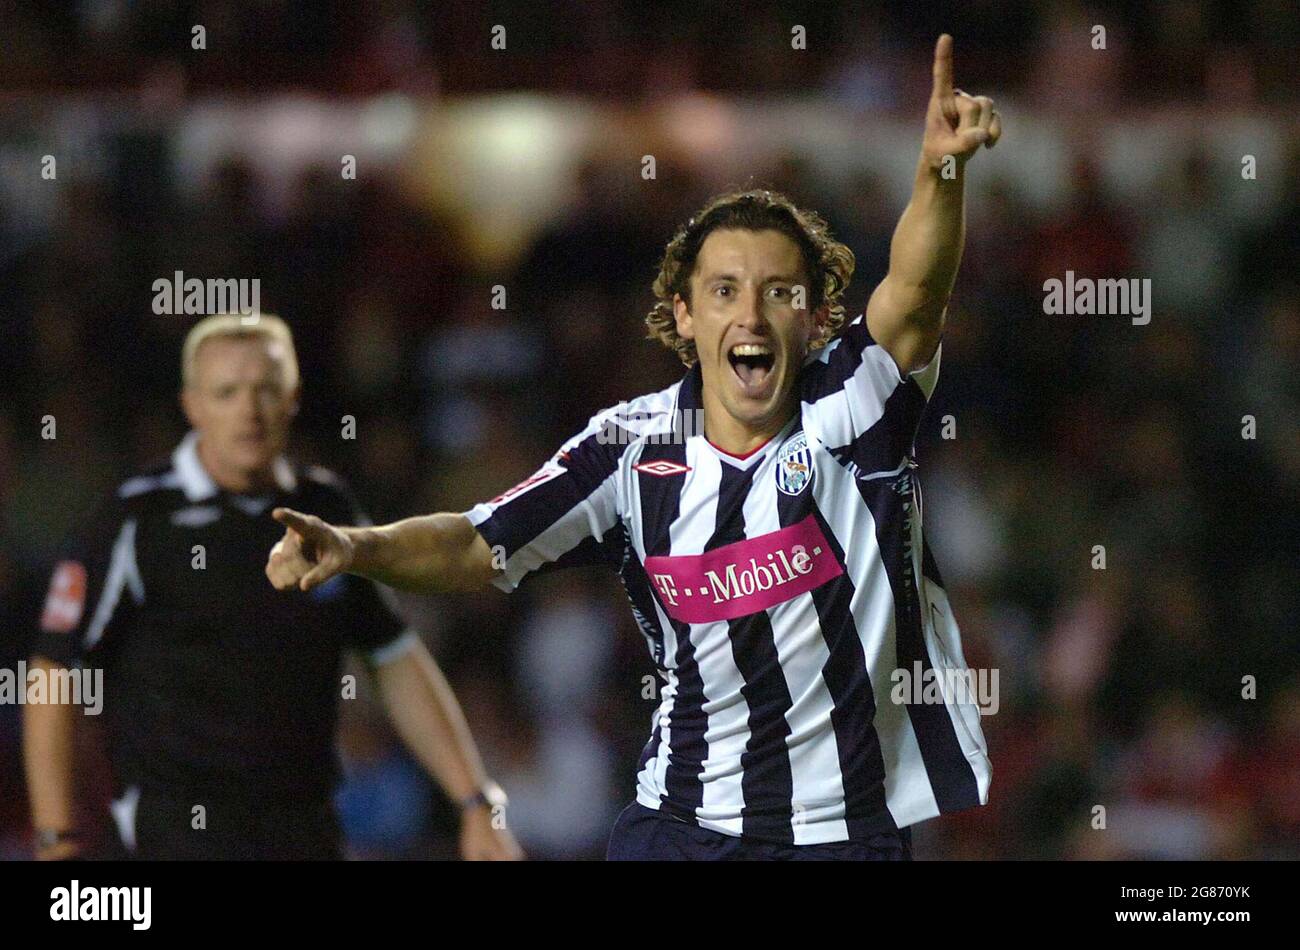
645,515,843,623
652,547,812,605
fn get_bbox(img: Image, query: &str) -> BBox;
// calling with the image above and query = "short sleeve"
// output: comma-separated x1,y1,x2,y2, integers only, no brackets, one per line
328,484,414,662
338,572,414,662
908,339,942,400
31,493,143,666
463,411,627,593
800,314,941,461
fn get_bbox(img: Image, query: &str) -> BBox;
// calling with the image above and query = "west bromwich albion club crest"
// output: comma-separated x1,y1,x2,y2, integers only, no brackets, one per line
776,431,814,496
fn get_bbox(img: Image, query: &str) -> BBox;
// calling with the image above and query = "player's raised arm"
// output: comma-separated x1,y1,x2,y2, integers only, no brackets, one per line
865,33,1001,374
265,507,497,595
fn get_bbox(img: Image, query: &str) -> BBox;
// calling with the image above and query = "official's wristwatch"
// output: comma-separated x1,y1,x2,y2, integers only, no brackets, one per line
458,781,507,813
36,828,81,850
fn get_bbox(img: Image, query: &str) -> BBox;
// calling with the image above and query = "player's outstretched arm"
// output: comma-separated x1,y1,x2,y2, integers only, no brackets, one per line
865,33,1001,374
265,508,497,595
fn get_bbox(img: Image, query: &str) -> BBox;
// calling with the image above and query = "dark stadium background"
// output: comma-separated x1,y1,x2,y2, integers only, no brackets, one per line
1,1,1297,860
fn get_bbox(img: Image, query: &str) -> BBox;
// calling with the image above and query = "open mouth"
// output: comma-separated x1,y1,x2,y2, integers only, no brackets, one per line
728,343,776,393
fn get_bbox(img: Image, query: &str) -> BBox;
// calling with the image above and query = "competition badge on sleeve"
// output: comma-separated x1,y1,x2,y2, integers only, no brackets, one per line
40,560,88,633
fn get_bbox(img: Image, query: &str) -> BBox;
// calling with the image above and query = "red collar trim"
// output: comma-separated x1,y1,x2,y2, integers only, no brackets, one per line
706,434,774,461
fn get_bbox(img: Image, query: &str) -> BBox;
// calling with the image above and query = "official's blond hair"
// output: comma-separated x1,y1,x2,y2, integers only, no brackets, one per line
181,313,299,389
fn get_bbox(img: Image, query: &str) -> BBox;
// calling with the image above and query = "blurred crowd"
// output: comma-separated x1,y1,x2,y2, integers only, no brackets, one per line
3,0,1299,106
2,4,1299,862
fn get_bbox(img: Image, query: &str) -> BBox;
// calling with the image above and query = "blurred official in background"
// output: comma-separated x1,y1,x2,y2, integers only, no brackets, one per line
23,313,521,861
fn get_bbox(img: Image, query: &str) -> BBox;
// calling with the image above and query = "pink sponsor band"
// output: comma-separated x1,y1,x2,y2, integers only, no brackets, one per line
644,514,844,623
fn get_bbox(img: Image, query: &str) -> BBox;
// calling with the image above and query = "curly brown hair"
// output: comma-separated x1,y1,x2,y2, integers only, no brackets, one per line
646,188,855,366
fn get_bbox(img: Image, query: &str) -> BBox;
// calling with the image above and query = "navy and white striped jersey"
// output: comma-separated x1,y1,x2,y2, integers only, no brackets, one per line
464,315,991,844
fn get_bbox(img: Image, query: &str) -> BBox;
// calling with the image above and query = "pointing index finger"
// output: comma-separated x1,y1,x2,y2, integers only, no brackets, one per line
932,33,954,100
272,507,315,537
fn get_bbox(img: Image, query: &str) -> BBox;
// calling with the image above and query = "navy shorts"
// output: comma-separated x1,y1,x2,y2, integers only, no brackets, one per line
606,802,912,861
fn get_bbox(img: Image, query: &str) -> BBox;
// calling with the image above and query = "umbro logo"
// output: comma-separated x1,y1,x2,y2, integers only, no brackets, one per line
634,460,691,477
